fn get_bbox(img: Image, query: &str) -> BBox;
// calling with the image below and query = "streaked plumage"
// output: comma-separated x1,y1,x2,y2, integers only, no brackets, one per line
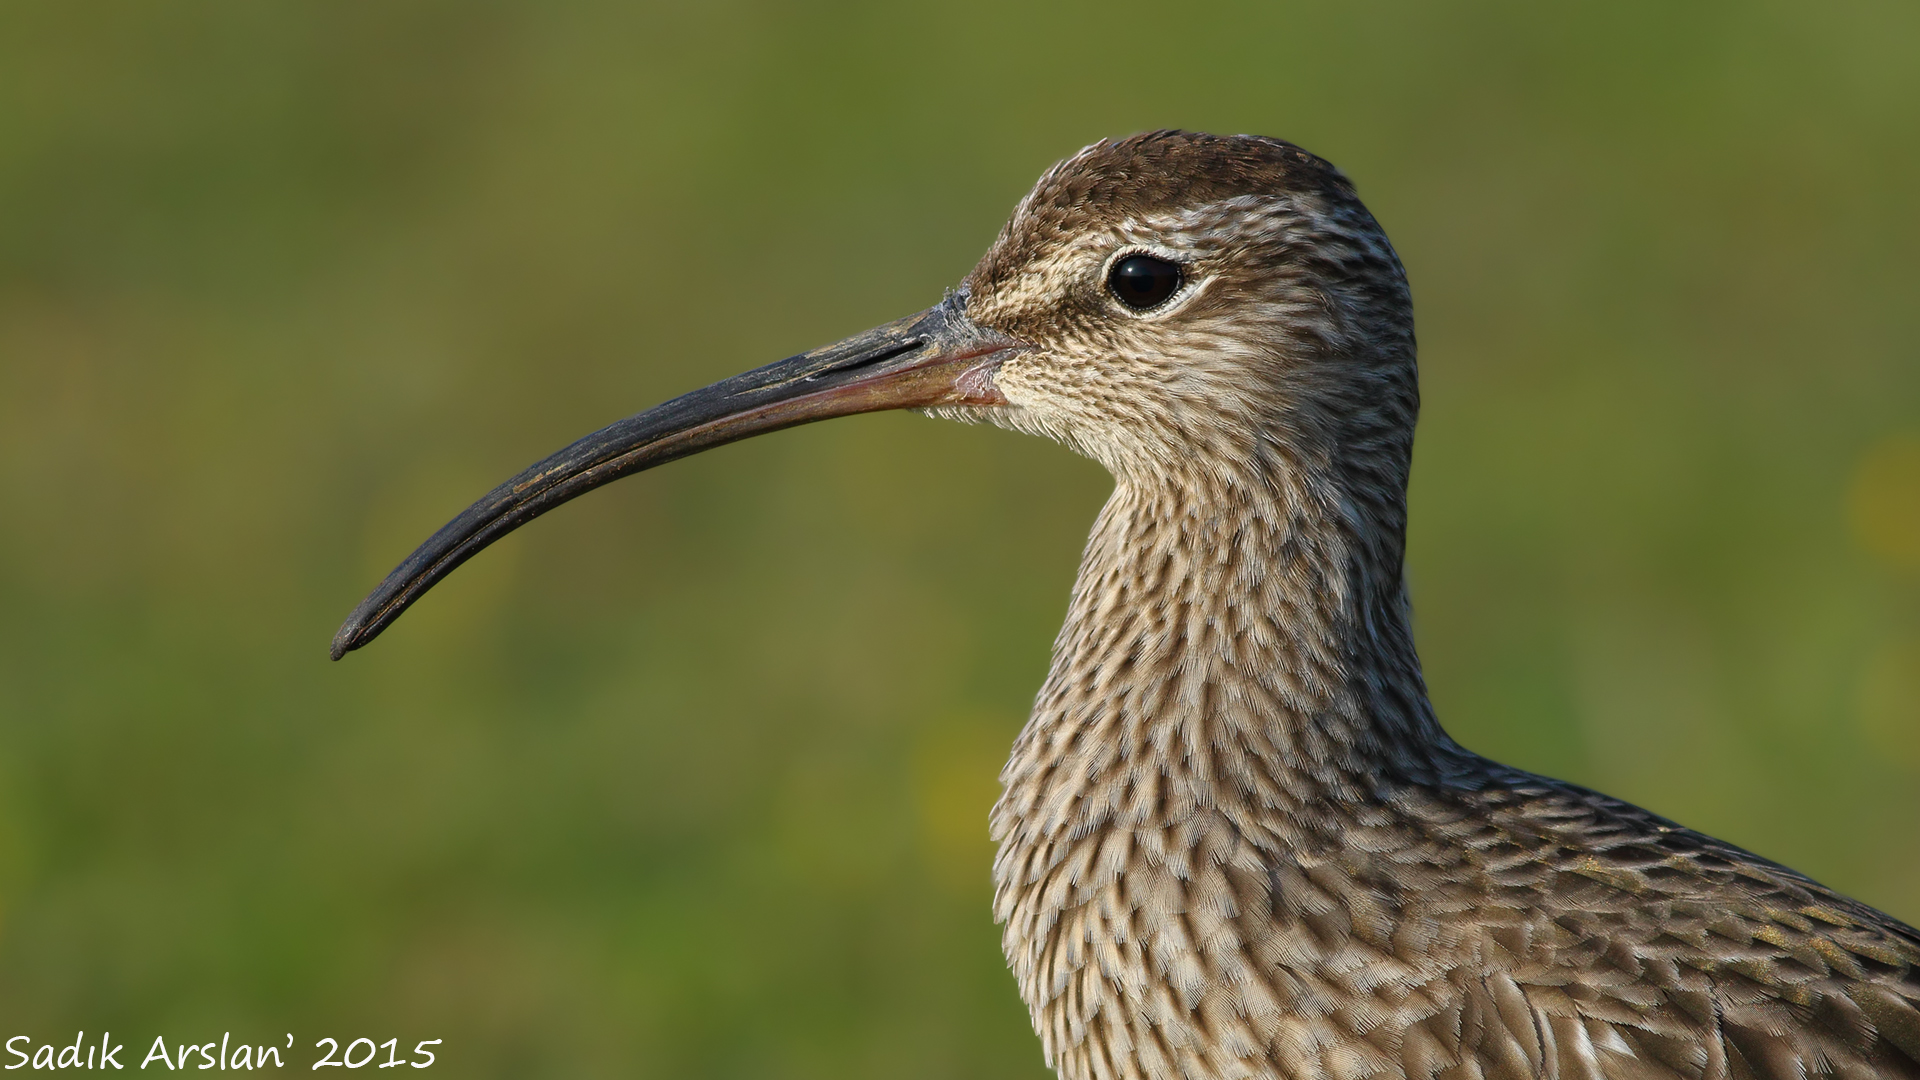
335,130,1920,1079
951,133,1920,1080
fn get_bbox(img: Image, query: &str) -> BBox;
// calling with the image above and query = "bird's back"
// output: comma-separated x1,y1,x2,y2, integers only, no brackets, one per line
1365,770,1920,1080
1000,746,1920,1080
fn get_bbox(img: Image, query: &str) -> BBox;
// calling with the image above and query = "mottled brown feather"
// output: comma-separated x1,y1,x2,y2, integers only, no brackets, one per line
940,132,1920,1080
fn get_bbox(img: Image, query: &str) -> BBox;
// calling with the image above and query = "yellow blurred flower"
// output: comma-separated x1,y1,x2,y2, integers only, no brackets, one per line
1848,434,1920,572
913,713,1013,895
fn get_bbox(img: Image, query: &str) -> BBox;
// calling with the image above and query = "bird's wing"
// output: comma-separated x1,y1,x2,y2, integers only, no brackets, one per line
1369,778,1920,1080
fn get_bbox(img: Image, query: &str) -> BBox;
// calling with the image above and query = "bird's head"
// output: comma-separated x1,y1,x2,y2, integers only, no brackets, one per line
955,132,1416,490
332,131,1417,658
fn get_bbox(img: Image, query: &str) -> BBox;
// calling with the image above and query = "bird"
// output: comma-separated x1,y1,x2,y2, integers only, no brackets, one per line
333,131,1920,1080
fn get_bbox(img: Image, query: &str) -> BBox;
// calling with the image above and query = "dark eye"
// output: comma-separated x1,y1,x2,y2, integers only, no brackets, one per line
1107,254,1183,310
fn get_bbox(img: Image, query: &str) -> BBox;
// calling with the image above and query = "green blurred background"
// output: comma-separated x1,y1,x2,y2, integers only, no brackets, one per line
2,1,1918,1075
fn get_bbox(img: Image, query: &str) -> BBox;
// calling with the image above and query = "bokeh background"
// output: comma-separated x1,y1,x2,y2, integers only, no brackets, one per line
2,1,1918,1075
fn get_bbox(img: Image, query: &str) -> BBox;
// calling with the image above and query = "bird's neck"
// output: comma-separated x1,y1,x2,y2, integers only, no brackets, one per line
996,467,1468,850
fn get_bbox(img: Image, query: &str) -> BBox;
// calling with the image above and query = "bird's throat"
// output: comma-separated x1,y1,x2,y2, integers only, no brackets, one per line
993,471,1456,858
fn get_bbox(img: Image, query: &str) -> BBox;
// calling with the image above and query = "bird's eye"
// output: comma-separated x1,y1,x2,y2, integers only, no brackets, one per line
1107,254,1183,310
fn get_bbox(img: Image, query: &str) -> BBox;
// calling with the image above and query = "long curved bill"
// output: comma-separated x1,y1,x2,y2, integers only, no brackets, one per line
331,290,1020,660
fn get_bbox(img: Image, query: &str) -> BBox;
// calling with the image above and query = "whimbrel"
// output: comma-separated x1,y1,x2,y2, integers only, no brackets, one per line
335,132,1920,1080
